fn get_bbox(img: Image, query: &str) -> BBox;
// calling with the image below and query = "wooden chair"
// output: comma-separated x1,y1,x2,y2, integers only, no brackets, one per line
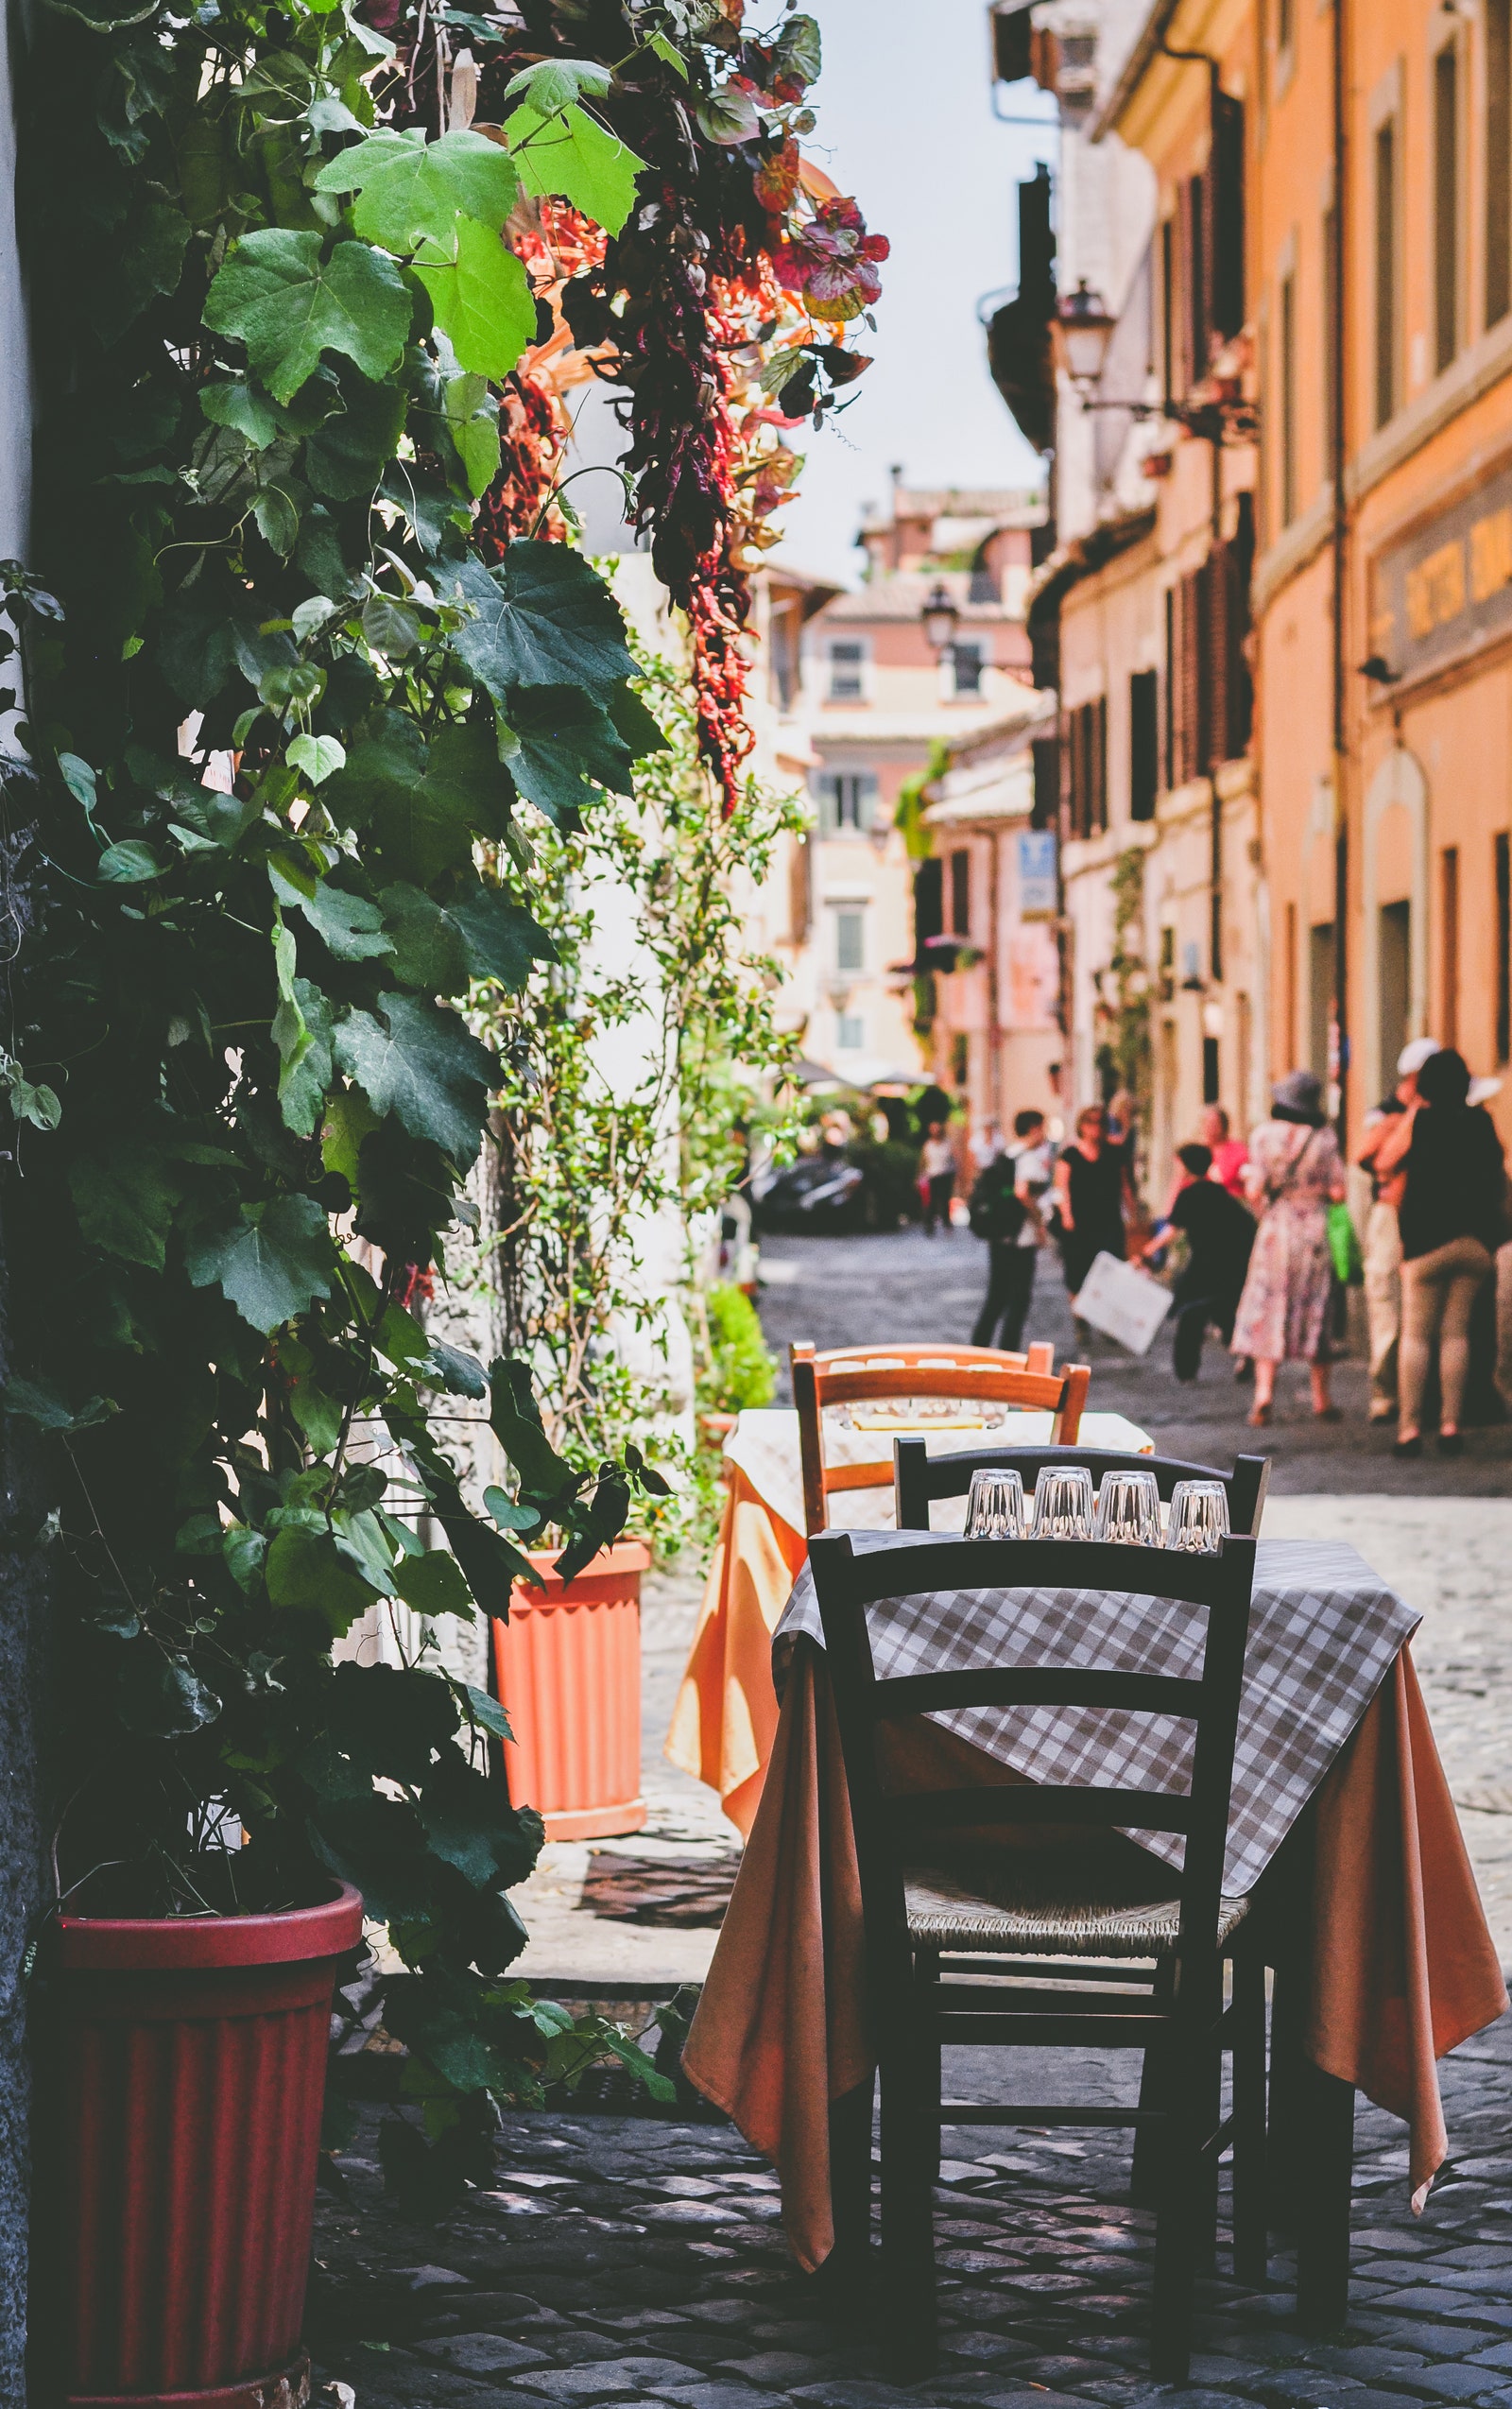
895,1439,1271,1539
811,1528,1260,2382
790,1343,1089,1540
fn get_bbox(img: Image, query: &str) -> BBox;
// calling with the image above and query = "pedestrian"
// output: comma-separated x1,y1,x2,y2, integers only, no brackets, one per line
1142,1141,1256,1381
1053,1102,1137,1312
1367,1047,1505,1457
1354,1037,1440,1423
919,1119,955,1235
970,1108,1052,1351
1230,1070,1347,1425
1199,1105,1249,1200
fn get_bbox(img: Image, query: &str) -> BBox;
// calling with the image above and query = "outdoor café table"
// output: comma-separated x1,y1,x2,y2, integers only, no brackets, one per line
665,1404,1156,1836
681,1527,1507,2290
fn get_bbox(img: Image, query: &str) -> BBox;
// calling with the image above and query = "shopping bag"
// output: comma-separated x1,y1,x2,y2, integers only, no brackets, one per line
1074,1250,1174,1355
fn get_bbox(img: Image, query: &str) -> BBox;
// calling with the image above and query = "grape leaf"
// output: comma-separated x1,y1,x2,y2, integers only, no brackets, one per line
380,880,555,992
314,128,520,251
448,886,557,986
203,229,412,404
414,218,536,382
393,1549,475,1620
270,854,392,959
335,992,499,1159
184,1194,336,1333
97,201,191,346
332,717,509,884
442,371,504,499
304,374,408,500
69,1143,188,1271
505,99,644,235
446,544,636,697
500,683,638,822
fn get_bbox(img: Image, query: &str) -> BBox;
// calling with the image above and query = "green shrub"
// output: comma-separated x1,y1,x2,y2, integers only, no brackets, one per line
703,1282,778,1413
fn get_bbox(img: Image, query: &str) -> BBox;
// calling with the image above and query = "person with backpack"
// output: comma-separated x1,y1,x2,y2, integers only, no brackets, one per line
970,1109,1052,1351
1141,1142,1256,1382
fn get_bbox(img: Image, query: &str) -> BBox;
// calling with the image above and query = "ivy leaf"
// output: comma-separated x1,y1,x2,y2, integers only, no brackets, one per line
286,733,348,787
331,717,509,883
253,487,300,557
422,1342,489,1399
694,86,762,146
458,1683,512,1741
379,881,554,993
270,854,390,959
446,545,636,697
184,1194,336,1334
488,1356,574,1498
203,229,412,405
118,1653,222,1739
266,1523,379,1634
304,375,407,500
502,59,613,112
483,1484,542,1533
393,1549,475,1620
97,201,191,346
98,841,161,884
277,974,336,1140
500,683,638,823
605,680,670,761
314,128,520,250
69,1143,189,1271
442,370,503,500
3,1378,118,1433
200,380,283,448
335,992,498,1159
376,883,468,992
319,1086,382,1190
506,99,644,235
644,30,688,77
414,218,536,382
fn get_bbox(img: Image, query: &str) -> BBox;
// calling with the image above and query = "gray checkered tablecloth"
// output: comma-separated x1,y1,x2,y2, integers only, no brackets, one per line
774,1534,1421,1896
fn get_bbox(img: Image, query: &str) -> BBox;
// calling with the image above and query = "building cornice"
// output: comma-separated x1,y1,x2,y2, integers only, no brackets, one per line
1025,508,1160,628
1252,488,1334,617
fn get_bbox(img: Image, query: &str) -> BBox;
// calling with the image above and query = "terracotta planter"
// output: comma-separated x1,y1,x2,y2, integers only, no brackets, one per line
491,1540,650,1841
47,1881,363,2408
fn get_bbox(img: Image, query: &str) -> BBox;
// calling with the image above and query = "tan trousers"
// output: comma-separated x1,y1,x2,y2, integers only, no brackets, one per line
1400,1235,1495,1436
1363,1200,1402,1414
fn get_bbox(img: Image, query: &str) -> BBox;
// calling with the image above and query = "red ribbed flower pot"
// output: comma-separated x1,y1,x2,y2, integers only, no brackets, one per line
48,1882,363,2409
491,1540,650,1841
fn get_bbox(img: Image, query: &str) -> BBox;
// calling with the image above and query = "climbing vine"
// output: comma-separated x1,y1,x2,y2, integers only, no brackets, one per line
1094,846,1153,1135
5,0,882,2201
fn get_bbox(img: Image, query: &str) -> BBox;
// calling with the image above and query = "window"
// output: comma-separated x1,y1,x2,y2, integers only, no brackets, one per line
950,848,971,937
1277,0,1294,67
828,640,865,701
1129,669,1159,820
1435,44,1459,373
1375,118,1399,427
1279,268,1297,525
1203,1034,1222,1106
1497,832,1510,1064
816,770,878,835
1379,901,1411,1089
1441,845,1460,1048
1310,921,1335,1079
833,906,866,975
913,856,943,949
1186,173,1209,383
1488,0,1511,330
836,1012,866,1051
769,600,799,712
1285,901,1298,1064
1066,697,1108,838
951,1033,970,1088
1160,215,1176,404
1031,735,1059,830
788,830,812,943
951,641,985,696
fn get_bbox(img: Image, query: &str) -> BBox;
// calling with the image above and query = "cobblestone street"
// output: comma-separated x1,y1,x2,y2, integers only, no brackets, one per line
314,1227,1512,2408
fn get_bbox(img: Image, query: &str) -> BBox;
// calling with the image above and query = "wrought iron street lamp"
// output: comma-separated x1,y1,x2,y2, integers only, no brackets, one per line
920,582,960,654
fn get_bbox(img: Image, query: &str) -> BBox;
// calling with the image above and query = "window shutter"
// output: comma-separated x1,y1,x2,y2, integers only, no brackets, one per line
1226,493,1256,758
1207,544,1229,773
913,857,943,949
1095,695,1108,832
1178,574,1202,785
1209,92,1246,344
1032,734,1059,830
1195,558,1216,775
1186,175,1209,383
1130,670,1159,819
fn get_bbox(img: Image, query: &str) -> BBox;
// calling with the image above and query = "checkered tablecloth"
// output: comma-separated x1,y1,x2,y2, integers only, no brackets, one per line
774,1534,1422,1896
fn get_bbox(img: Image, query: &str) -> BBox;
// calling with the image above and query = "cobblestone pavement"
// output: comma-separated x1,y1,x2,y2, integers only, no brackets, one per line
313,2013,1512,2409
310,1226,1512,2403
753,1226,1512,1494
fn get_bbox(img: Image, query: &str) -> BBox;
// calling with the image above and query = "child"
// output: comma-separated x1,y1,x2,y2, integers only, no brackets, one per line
1143,1142,1256,1382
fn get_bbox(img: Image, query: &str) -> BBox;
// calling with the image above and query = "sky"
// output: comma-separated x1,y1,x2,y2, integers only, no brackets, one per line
777,0,1059,587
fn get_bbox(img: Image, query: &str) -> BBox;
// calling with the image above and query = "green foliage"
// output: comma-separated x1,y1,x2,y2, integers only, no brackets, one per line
701,1283,777,1414
1094,848,1153,1143
6,0,674,2209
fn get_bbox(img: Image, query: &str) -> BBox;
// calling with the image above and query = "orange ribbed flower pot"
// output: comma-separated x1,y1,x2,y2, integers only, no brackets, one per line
491,1540,650,1841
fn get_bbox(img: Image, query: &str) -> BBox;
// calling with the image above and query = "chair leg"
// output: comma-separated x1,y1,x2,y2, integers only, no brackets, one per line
1149,2073,1197,2385
1265,1953,1306,2230
1131,1959,1175,2207
1297,2061,1354,2330
828,2072,875,2299
879,2040,938,2374
1230,1954,1268,2285
916,1949,942,2179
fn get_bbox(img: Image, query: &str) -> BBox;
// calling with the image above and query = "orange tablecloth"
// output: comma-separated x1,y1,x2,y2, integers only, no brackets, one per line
683,1635,1506,2272
665,1466,805,1838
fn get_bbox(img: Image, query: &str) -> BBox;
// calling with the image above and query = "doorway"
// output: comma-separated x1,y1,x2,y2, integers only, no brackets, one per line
1379,901,1410,1096
1309,922,1335,1080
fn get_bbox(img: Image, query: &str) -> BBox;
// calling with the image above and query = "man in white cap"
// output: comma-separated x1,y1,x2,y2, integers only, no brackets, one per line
1356,1036,1441,1421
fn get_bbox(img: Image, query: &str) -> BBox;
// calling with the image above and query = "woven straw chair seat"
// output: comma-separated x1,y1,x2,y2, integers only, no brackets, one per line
903,1856,1250,1959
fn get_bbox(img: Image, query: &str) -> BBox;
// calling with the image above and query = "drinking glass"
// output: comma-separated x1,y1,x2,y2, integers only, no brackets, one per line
1165,1478,1230,1554
1094,1468,1161,1546
965,1468,1025,1540
1030,1464,1095,1540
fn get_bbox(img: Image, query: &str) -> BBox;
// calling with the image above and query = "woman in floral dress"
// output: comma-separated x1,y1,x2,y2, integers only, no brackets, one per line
1230,1069,1347,1424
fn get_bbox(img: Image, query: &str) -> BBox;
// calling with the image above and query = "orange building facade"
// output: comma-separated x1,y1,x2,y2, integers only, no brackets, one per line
1248,0,1512,1144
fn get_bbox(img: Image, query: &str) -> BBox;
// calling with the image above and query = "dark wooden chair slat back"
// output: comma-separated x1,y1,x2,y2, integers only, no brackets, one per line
894,1440,1269,1539
811,1531,1257,1989
793,1343,1091,1538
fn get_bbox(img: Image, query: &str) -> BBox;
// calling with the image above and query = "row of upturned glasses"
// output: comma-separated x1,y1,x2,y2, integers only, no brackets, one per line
963,1466,1230,1554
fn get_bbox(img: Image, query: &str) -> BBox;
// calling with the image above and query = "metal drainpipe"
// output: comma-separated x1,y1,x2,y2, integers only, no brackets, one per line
1160,40,1228,998
1330,0,1350,1137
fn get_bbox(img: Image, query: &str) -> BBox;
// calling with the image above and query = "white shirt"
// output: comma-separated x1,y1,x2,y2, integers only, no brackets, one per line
921,1136,955,1179
1010,1140,1053,1246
